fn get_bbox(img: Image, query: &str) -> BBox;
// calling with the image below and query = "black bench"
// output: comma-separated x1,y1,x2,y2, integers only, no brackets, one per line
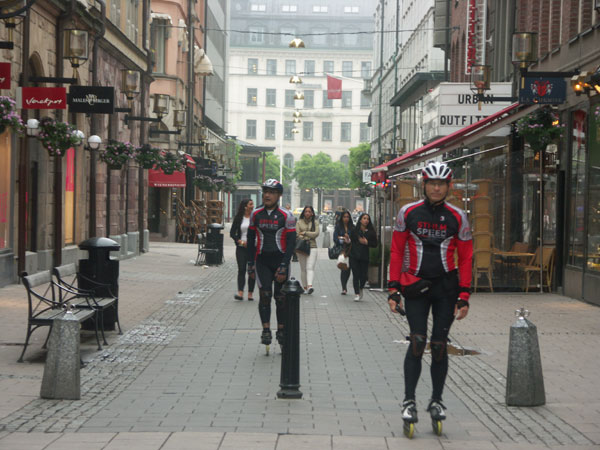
53,263,122,345
18,271,99,363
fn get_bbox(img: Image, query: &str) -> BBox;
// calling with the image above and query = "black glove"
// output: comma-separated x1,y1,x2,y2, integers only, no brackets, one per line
388,291,405,316
275,263,288,283
456,299,469,310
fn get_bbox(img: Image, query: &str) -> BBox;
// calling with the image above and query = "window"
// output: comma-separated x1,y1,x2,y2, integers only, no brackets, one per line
285,89,295,107
285,59,296,75
323,61,334,75
303,121,313,140
281,27,295,45
247,88,257,106
150,19,167,73
313,5,328,12
249,26,265,44
360,92,371,108
322,122,332,141
248,58,258,74
304,90,314,108
282,4,297,12
322,91,333,108
266,59,277,75
246,119,257,139
340,155,349,166
284,153,294,168
304,60,315,76
568,110,587,267
341,91,352,108
344,6,359,13
312,28,326,46
266,89,276,107
126,0,139,42
343,29,358,46
341,122,351,141
265,120,276,140
342,61,353,77
250,3,266,12
361,61,372,79
360,122,370,142
284,121,295,140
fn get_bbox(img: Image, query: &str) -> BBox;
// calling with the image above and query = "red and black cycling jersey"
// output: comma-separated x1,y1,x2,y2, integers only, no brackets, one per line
247,205,296,265
389,198,473,301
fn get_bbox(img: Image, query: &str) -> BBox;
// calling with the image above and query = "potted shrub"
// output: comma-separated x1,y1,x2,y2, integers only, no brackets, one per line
221,178,238,193
135,144,161,169
368,244,390,288
194,174,217,191
0,96,24,135
98,140,136,169
37,117,81,157
158,151,185,174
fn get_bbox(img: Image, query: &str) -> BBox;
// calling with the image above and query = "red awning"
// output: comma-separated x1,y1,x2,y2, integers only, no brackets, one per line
185,154,196,168
148,169,186,188
372,102,540,176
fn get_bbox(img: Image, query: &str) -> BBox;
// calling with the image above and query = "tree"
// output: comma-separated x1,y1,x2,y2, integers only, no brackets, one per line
261,152,292,187
292,152,348,190
348,142,371,189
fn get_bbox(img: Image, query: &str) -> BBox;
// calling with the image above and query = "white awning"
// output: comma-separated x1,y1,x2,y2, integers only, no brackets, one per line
194,46,214,76
150,12,172,24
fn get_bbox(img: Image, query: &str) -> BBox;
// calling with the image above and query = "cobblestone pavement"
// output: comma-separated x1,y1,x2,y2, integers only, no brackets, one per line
0,235,599,449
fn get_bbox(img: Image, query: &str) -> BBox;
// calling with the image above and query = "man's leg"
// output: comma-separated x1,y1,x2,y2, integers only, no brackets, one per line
255,258,274,329
403,295,431,401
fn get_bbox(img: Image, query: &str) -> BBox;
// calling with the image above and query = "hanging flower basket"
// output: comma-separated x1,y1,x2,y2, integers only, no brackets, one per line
135,144,161,169
157,151,185,175
221,178,238,193
37,117,80,157
516,106,564,152
0,96,25,135
193,174,217,191
98,140,136,169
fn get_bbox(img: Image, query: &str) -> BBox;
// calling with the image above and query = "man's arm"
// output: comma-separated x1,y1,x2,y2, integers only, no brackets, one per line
246,212,257,263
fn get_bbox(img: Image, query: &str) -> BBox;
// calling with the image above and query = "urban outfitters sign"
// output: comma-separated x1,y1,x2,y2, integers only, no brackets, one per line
68,86,115,114
18,87,67,109
422,82,513,142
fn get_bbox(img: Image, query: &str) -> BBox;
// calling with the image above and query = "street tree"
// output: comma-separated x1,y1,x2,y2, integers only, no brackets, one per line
261,152,292,187
348,142,371,189
292,152,348,190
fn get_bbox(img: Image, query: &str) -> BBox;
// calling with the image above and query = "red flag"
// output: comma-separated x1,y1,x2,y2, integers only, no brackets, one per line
327,75,342,99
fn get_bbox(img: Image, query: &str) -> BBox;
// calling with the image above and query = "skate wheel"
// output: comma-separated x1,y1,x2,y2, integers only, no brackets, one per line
432,419,442,436
265,345,270,356
403,422,414,439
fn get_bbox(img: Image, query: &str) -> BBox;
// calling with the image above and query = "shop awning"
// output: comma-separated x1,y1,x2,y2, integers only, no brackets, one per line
184,154,196,169
148,169,186,188
150,12,173,24
372,102,540,175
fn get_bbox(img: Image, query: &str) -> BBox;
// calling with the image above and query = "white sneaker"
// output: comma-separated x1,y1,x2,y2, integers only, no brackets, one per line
354,294,361,302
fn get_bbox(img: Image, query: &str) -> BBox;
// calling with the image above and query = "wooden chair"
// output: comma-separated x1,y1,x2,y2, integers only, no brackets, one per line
473,231,494,251
523,246,555,292
471,214,492,233
471,196,492,216
473,249,494,292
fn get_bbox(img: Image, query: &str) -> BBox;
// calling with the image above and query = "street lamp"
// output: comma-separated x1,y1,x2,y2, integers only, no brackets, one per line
512,32,538,89
120,69,140,110
63,29,88,78
26,118,39,137
174,109,187,128
87,135,102,150
470,64,491,110
74,129,85,146
293,110,302,118
153,94,169,118
289,75,302,84
289,38,305,48
294,91,304,100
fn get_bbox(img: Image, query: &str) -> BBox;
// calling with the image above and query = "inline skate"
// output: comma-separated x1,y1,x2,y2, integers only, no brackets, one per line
401,399,418,439
427,399,446,436
261,329,272,355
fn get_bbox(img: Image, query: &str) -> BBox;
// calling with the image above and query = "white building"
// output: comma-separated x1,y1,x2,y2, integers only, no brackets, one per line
227,0,375,210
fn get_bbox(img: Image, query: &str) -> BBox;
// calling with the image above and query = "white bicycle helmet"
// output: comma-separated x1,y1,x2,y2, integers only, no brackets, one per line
422,162,452,182
262,178,284,193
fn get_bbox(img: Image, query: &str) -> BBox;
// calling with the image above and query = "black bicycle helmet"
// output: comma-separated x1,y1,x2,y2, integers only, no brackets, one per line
262,179,284,193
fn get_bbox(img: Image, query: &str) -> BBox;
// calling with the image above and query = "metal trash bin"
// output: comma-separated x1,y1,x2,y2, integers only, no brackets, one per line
78,237,120,330
206,223,224,266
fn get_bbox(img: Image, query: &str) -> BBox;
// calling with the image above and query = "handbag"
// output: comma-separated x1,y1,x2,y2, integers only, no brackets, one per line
328,243,342,260
295,238,311,255
337,253,349,271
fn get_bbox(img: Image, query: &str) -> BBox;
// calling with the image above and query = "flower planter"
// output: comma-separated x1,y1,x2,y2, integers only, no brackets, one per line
142,162,155,170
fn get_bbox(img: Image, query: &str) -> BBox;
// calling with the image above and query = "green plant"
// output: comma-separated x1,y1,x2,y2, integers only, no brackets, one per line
135,144,161,169
516,106,564,152
369,244,390,266
157,151,186,174
0,96,24,134
37,117,81,157
221,178,238,193
98,140,136,168
194,174,217,191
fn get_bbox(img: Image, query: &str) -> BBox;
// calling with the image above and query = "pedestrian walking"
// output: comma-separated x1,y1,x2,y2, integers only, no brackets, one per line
296,206,320,294
247,180,296,354
349,212,378,301
230,198,255,301
387,162,473,439
333,210,354,295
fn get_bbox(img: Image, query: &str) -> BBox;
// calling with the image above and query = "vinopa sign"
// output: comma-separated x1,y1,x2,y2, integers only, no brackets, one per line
68,86,114,114
18,87,67,109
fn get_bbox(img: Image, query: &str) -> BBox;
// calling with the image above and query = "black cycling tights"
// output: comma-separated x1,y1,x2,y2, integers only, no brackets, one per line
255,252,286,327
403,274,458,402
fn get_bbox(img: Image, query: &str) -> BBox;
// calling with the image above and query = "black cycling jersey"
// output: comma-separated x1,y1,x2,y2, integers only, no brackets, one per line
247,205,296,266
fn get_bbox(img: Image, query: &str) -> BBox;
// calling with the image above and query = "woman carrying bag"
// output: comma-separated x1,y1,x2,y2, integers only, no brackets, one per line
349,212,378,301
333,210,354,295
230,199,255,301
296,206,320,294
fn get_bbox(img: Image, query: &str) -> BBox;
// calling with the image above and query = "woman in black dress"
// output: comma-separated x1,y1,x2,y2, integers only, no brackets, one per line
349,212,378,301
333,210,354,295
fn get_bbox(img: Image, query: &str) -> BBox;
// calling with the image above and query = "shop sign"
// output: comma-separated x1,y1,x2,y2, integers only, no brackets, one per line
0,63,10,89
362,169,372,183
68,86,115,114
18,87,67,109
519,77,566,105
422,82,513,142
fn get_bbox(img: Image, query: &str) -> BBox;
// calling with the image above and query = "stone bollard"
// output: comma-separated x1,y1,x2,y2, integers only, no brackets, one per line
506,308,545,406
322,230,330,248
277,278,303,399
40,307,82,400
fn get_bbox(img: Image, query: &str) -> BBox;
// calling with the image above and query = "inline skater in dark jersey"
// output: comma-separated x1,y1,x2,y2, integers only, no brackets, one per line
387,162,473,438
247,179,296,354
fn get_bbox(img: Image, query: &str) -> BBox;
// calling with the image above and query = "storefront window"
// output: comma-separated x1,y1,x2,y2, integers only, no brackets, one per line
568,111,587,268
587,110,600,272
64,147,75,245
0,130,11,249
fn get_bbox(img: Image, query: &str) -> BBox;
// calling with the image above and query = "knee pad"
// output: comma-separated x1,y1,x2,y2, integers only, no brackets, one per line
430,340,447,362
259,290,272,307
410,334,427,358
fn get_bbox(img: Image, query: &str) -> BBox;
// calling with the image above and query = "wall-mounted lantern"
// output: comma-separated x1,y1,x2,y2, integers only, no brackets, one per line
63,29,88,78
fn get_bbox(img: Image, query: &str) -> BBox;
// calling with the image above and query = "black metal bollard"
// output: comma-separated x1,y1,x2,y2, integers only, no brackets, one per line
277,278,303,399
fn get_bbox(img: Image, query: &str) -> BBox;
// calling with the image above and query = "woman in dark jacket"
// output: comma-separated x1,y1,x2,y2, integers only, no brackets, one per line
349,212,378,301
230,198,255,300
333,210,354,295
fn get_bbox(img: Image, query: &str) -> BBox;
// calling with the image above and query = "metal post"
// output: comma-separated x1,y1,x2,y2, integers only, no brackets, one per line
277,278,303,399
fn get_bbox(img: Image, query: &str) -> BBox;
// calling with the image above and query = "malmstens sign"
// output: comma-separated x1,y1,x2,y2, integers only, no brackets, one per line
18,87,67,110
